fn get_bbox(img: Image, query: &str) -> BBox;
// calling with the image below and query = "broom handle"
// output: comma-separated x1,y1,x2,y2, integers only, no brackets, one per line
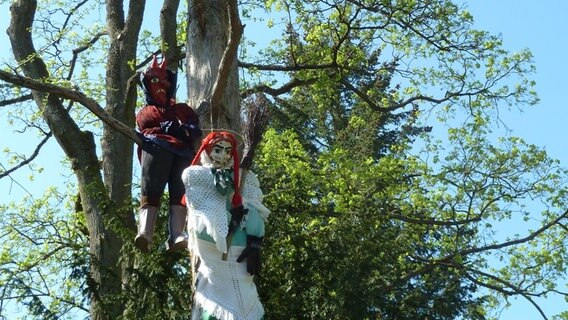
221,168,249,260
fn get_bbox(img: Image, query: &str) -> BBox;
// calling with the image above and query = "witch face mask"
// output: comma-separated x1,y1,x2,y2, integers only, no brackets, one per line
209,140,233,169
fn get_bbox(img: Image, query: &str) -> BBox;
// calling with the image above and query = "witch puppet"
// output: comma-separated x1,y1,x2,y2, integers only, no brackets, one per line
182,131,270,320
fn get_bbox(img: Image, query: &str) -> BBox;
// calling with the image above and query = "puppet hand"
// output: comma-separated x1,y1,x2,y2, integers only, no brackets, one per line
180,122,202,141
136,132,158,154
237,235,263,276
160,120,178,134
161,121,189,141
229,205,248,233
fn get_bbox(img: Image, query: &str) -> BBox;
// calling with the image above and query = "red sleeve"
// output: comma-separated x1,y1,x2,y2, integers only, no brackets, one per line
173,103,200,125
136,105,165,132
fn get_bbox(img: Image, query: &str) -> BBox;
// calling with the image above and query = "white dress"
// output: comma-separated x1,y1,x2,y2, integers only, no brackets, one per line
182,165,270,320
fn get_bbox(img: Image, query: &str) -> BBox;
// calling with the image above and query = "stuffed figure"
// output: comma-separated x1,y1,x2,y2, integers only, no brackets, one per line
182,131,270,320
134,55,202,253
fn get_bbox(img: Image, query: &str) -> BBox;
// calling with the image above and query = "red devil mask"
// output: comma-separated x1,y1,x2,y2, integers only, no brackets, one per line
140,55,177,106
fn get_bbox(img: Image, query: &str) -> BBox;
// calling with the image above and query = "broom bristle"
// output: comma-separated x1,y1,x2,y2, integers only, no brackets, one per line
241,93,271,170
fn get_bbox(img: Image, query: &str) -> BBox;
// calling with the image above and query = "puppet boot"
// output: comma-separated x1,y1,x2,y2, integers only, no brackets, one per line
165,205,189,252
135,205,158,253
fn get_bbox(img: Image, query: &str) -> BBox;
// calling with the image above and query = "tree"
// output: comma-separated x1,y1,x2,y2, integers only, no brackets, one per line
0,1,189,319
0,1,566,320
249,2,568,319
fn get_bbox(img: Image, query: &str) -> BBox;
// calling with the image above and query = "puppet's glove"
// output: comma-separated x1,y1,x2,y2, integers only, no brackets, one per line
160,121,187,140
160,120,178,135
160,121,188,141
161,121,201,143
237,235,263,276
136,132,158,154
180,122,202,141
229,205,248,233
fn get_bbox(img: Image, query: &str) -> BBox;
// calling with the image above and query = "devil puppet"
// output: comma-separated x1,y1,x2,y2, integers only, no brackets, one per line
134,55,202,253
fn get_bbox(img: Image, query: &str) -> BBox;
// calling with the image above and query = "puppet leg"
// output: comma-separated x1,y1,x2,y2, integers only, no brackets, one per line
135,205,158,253
165,205,188,252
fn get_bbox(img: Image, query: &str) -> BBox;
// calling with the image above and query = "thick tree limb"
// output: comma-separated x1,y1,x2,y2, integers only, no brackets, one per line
240,77,318,99
210,0,243,121
0,69,142,146
0,93,33,107
159,0,181,67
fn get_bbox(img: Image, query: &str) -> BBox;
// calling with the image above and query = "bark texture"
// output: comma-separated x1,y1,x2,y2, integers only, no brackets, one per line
8,1,145,319
187,0,241,132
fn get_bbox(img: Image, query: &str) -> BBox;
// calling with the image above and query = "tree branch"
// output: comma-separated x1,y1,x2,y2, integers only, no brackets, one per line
68,32,108,80
462,266,549,319
436,209,568,261
0,93,33,107
0,133,51,179
0,70,142,146
240,77,317,99
210,0,243,120
388,211,482,226
389,209,568,309
239,61,337,71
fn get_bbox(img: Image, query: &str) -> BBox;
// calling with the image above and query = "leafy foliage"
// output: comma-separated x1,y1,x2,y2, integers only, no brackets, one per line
0,187,194,320
0,187,89,319
257,129,489,319
0,0,567,319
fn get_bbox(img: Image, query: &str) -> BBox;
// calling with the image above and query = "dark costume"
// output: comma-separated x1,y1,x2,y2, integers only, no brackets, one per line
135,55,202,253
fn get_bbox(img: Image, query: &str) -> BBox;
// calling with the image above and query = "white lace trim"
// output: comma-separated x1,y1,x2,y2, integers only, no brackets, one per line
191,239,265,320
182,166,271,254
183,165,229,253
193,293,264,320
240,172,270,222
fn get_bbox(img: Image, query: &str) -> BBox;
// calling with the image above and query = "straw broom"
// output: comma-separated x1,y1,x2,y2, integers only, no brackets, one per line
221,93,271,260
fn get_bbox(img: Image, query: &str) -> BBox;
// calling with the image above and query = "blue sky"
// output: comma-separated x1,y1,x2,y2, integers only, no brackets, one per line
0,1,566,319
446,2,568,318
463,1,567,166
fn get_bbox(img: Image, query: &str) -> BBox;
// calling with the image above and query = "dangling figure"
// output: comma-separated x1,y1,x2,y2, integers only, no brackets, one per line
135,55,202,253
182,131,270,320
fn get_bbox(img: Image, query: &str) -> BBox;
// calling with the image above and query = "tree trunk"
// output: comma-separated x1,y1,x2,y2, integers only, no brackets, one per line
187,0,241,131
97,1,146,319
8,1,120,319
8,1,146,319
